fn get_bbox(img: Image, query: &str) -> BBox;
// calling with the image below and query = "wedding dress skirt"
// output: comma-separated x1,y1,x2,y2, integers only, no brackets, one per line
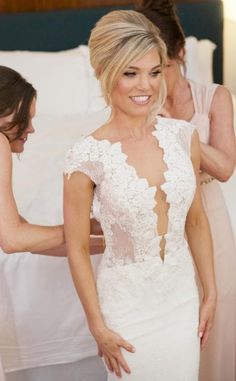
97,247,200,380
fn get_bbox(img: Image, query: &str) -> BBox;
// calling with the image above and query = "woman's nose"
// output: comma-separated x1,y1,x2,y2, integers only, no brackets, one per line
137,75,150,91
27,123,35,134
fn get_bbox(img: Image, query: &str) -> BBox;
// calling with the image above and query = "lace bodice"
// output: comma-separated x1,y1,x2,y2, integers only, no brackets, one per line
65,117,196,267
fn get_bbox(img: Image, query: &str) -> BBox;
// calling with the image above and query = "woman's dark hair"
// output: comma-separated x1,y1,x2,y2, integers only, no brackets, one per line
136,0,186,61
0,65,36,141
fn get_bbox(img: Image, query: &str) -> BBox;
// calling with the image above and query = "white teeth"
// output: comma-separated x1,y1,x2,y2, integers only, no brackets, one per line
130,96,150,104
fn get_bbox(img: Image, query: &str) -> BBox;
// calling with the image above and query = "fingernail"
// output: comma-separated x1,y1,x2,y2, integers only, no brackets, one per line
199,332,203,338
132,347,136,352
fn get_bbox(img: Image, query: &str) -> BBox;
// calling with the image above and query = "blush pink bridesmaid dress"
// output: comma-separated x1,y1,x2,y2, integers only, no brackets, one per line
189,80,236,381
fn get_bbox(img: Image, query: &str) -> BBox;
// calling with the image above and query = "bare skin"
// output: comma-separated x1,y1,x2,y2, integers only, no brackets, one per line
163,55,236,183
64,49,216,377
0,99,103,256
186,131,217,350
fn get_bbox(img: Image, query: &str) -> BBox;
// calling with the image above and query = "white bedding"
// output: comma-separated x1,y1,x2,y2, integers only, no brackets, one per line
1,97,235,374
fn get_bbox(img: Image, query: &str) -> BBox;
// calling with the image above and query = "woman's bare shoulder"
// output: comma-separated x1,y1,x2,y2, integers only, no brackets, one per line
212,85,233,108
90,123,112,141
0,134,12,185
209,85,233,123
0,133,12,159
0,131,9,144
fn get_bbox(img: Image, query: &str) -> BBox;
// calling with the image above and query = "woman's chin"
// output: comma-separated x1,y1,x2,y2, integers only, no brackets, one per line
10,141,25,153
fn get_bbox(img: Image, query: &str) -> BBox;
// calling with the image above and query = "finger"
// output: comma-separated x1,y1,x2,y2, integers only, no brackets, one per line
97,347,103,357
120,339,136,353
201,329,209,350
110,357,121,378
117,353,131,374
201,322,212,350
198,318,207,340
104,355,113,373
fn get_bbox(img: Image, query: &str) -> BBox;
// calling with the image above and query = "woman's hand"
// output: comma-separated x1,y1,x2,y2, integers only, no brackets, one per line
93,326,135,378
198,295,217,350
90,218,103,235
89,235,105,255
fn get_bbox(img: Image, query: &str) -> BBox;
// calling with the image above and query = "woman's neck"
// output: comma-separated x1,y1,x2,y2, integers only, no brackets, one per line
109,111,154,140
166,74,188,108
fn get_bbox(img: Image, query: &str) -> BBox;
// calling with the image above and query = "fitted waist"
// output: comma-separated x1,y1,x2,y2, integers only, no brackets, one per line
102,237,190,268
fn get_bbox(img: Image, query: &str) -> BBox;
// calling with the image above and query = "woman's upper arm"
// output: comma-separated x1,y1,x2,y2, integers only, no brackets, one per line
209,86,236,164
0,135,21,249
63,171,94,254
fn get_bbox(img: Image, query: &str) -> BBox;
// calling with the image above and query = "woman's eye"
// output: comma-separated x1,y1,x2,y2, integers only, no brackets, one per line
123,72,136,77
151,70,161,77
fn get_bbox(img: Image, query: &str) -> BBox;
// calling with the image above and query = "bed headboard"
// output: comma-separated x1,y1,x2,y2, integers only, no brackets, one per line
0,1,223,83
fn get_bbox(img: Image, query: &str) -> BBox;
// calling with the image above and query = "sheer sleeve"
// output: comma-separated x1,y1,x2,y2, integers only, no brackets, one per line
64,137,104,184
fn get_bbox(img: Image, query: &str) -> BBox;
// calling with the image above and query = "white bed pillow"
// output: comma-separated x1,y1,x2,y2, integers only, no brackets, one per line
0,49,89,116
185,36,216,84
184,36,200,83
77,45,107,113
197,39,216,84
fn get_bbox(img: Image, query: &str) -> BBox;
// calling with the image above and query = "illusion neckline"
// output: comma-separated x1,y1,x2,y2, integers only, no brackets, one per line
86,118,171,195
88,117,162,147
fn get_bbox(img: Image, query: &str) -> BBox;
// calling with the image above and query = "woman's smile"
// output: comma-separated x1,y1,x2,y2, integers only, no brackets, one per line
129,95,152,105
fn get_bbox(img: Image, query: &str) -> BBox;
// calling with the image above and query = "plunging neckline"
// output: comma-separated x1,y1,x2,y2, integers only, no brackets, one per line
65,116,196,266
88,118,173,263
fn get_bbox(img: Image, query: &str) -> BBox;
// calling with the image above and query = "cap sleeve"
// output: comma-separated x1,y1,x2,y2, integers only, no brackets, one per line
64,137,104,184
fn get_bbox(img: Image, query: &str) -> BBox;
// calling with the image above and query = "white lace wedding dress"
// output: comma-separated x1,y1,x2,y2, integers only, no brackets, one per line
65,117,200,380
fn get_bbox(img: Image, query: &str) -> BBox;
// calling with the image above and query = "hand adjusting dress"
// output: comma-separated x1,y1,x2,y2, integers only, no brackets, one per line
65,117,200,380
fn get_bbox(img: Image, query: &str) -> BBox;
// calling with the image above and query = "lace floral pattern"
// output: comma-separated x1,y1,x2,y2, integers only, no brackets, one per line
64,117,196,267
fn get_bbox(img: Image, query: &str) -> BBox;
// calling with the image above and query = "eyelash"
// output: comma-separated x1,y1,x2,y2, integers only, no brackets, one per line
123,71,161,77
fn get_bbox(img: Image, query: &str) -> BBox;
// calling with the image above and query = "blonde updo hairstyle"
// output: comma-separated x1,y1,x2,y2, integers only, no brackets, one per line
89,10,167,118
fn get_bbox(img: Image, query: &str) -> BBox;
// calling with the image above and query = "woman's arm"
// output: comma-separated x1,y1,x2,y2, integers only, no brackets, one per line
199,86,236,182
64,170,135,377
0,134,64,254
0,135,104,256
185,130,217,350
35,236,104,257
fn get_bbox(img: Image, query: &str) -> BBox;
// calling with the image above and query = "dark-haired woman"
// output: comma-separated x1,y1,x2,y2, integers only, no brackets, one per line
0,66,65,255
0,65,101,255
137,2,236,381
0,65,103,380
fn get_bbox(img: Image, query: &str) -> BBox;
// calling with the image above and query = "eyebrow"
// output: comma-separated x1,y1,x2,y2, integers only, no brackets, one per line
126,64,162,70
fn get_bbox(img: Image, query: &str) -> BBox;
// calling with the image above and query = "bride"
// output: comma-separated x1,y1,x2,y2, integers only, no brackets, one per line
64,10,217,380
